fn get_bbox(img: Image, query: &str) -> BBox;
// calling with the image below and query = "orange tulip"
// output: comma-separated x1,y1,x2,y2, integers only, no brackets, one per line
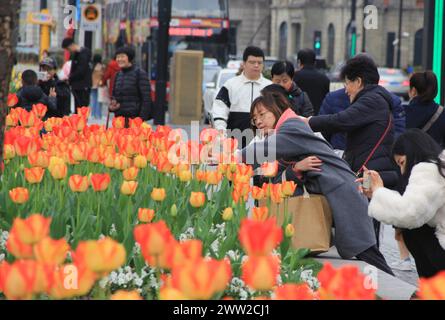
252,207,269,222
171,258,232,299
49,163,68,180
4,144,16,160
73,237,126,275
282,181,297,197
235,164,253,177
232,183,250,204
178,170,192,182
134,155,148,168
114,154,131,171
138,208,155,223
222,207,234,221
24,167,45,184
103,154,115,168
7,93,19,107
112,116,126,129
260,161,278,178
28,150,50,168
195,170,207,182
9,214,51,245
111,290,143,300
206,171,223,185
33,237,70,266
32,103,48,119
123,167,139,181
274,284,317,300
14,135,32,157
418,271,445,300
121,181,138,196
0,260,35,300
159,287,187,300
134,220,175,258
9,187,29,204
6,232,34,259
271,184,284,204
151,188,166,202
68,143,87,162
77,107,91,119
6,113,19,127
241,255,280,291
67,114,87,131
251,186,265,200
69,175,89,193
18,109,39,127
50,263,97,299
317,263,376,300
189,192,206,208
86,147,103,163
90,173,111,192
239,218,283,256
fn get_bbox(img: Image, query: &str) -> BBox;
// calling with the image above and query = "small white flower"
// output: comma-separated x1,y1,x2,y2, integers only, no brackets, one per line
0,253,5,262
99,278,109,289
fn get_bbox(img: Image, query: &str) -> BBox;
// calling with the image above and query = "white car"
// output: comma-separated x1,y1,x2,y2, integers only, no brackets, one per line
203,68,238,124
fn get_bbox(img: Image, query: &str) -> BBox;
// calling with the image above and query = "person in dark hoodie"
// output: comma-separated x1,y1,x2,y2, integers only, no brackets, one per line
38,57,71,118
300,55,400,247
270,61,314,117
109,46,152,125
14,69,57,114
405,71,445,147
62,37,92,113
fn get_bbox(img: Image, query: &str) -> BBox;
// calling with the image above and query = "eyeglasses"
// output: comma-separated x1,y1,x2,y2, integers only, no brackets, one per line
251,111,272,126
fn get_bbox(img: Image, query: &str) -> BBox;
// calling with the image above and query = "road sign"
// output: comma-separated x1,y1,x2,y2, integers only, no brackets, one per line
27,12,53,26
80,4,102,32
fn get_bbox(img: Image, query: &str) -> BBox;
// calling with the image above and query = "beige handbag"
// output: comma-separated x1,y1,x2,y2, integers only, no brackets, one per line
259,174,333,254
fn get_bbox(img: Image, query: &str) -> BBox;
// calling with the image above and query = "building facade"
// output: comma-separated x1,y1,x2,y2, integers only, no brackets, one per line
228,0,272,57
270,0,425,68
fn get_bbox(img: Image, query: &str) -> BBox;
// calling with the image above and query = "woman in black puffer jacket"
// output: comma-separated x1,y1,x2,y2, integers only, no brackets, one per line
405,71,445,147
110,46,153,124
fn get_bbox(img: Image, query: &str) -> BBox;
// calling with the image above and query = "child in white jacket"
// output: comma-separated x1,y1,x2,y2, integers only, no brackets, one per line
359,129,445,278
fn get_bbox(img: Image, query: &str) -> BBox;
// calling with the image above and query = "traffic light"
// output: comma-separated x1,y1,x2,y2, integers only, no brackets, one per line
314,31,322,56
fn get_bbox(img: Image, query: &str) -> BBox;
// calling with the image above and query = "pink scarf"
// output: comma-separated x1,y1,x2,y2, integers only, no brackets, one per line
275,108,300,133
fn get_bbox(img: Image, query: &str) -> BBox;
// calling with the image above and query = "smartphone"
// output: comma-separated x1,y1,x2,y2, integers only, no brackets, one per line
37,71,48,81
362,172,371,190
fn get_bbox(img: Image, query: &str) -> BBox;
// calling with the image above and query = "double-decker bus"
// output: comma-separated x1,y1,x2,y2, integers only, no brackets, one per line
104,0,231,82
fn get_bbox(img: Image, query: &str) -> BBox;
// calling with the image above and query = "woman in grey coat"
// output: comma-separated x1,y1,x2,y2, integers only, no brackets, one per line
240,91,393,275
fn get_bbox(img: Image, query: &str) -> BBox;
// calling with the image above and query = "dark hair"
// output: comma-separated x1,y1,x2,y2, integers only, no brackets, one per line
340,55,380,85
410,71,438,104
250,92,292,129
261,84,289,98
22,70,38,86
115,46,136,62
61,37,75,49
297,49,316,66
392,129,445,190
271,61,295,79
243,46,265,62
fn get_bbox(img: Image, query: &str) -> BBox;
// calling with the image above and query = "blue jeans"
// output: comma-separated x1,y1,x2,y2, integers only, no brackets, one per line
90,88,102,119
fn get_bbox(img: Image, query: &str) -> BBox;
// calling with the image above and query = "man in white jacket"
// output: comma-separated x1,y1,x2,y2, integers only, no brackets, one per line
212,46,272,136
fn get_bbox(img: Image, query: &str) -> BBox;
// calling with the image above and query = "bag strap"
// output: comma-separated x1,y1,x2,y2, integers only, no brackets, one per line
356,115,393,177
422,105,444,132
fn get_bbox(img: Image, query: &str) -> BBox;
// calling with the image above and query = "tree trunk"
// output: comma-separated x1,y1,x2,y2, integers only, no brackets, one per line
0,0,20,177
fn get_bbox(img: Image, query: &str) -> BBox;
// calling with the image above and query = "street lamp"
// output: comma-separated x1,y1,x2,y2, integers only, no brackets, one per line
396,0,404,69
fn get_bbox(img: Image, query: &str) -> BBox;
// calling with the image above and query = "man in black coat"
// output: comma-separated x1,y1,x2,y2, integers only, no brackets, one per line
62,38,92,113
38,57,71,118
293,49,330,115
109,46,153,125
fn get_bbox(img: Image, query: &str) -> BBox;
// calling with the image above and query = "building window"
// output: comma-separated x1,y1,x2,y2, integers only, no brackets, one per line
279,22,288,60
292,23,301,55
327,24,335,65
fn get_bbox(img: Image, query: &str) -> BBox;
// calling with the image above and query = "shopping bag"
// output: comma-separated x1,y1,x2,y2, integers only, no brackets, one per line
260,187,333,254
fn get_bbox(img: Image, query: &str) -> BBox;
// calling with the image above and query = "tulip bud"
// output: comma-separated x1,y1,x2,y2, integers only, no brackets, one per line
222,208,233,221
179,170,192,182
285,224,295,238
138,208,155,223
134,155,148,168
151,188,166,202
170,204,178,217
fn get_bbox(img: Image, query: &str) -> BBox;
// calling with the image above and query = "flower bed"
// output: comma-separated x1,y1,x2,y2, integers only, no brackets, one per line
0,101,443,300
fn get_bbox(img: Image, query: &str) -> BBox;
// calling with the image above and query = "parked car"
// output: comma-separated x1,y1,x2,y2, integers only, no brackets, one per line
328,61,346,82
202,68,238,124
378,68,410,100
203,64,222,93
